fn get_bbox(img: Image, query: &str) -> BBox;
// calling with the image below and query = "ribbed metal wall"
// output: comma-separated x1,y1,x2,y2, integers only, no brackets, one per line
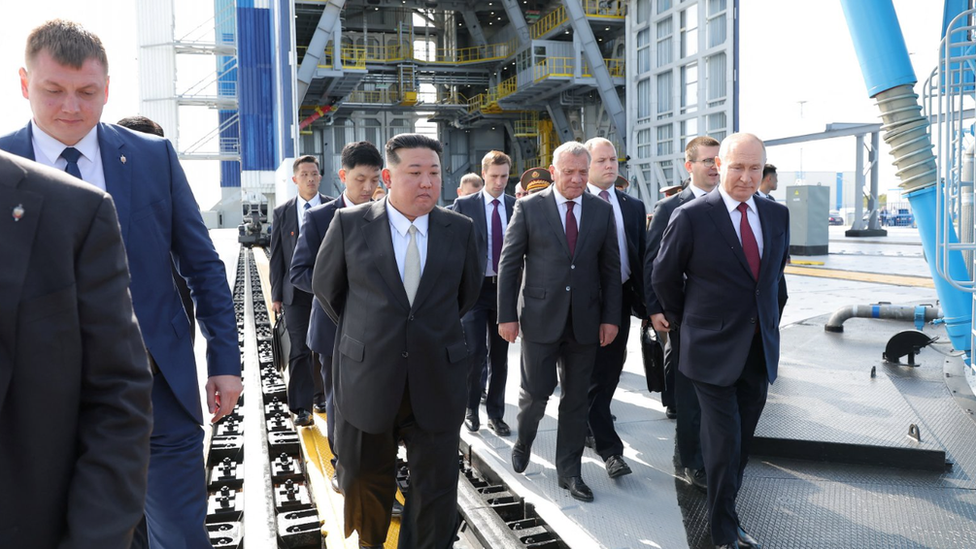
237,0,276,172
135,0,178,141
273,0,296,161
216,0,241,188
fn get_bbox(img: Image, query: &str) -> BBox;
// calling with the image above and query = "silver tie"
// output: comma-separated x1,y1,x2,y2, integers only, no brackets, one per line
403,225,421,305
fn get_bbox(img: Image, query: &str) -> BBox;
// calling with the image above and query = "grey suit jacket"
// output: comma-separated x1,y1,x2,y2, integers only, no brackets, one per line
312,199,482,433
497,187,622,345
0,151,153,548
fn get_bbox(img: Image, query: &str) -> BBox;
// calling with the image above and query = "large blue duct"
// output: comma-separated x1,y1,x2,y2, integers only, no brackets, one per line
839,0,972,362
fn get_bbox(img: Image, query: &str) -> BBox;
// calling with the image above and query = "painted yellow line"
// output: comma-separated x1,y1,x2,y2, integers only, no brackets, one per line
790,260,825,266
785,265,935,288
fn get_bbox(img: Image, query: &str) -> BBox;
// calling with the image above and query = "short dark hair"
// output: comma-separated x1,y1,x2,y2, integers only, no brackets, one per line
385,133,442,166
341,141,383,171
117,116,164,137
293,155,320,173
763,163,778,179
26,19,108,72
685,136,721,163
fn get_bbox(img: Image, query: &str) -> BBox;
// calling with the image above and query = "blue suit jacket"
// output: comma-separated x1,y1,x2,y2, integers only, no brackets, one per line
651,190,789,386
0,122,239,423
451,190,515,276
290,196,345,355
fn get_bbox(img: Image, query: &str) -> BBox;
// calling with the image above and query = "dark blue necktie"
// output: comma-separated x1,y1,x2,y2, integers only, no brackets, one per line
61,147,83,180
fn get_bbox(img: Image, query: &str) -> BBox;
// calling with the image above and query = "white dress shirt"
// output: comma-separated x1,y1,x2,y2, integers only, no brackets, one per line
482,190,509,276
552,187,582,233
31,122,106,191
297,194,322,233
387,201,429,281
587,183,631,283
718,186,764,257
690,184,709,199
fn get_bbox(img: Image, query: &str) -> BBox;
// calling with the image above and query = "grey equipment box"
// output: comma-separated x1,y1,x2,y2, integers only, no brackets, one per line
785,185,829,256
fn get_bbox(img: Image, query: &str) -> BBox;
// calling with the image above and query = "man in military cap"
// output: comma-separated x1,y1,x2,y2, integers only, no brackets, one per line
520,167,552,195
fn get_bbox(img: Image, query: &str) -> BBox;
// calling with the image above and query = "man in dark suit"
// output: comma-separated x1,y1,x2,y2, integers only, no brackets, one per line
583,137,647,479
452,150,516,436
653,133,790,549
644,135,721,492
312,134,481,549
497,141,622,503
270,155,331,426
290,140,382,487
0,20,241,548
757,163,778,201
0,150,153,549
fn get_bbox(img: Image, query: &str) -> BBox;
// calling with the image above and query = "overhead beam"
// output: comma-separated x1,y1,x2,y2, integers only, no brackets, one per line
460,9,488,47
500,0,531,47
296,0,346,104
562,0,627,148
546,100,575,144
765,123,883,147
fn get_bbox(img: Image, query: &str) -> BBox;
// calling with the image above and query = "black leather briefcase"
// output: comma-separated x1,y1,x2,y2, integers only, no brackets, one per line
272,313,290,373
641,323,666,393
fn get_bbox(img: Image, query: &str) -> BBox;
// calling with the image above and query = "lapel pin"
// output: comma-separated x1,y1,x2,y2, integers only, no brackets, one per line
120,154,127,164
12,203,24,222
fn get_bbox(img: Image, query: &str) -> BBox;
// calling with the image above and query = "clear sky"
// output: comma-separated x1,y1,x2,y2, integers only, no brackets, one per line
0,1,950,206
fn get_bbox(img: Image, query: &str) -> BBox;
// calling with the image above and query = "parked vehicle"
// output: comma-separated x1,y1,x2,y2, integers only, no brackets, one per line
828,210,844,225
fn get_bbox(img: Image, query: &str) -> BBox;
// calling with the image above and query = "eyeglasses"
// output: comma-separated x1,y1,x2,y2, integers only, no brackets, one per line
691,158,717,167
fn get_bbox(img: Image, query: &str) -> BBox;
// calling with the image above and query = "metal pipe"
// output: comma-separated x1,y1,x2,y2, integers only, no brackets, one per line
825,304,942,333
840,0,972,361
961,141,974,276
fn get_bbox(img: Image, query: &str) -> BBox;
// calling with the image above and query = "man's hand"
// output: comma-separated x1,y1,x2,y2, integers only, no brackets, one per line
599,323,618,347
499,321,520,343
650,313,670,332
272,301,282,316
206,375,243,424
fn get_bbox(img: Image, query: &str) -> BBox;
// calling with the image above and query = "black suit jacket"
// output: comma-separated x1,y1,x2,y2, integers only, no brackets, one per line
312,200,482,433
644,187,697,316
270,193,329,305
652,191,790,386
497,187,622,345
291,196,344,354
451,190,516,276
0,151,153,548
605,188,648,318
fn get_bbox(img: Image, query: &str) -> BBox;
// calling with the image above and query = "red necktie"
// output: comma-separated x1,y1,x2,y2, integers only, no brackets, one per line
737,202,760,280
491,199,503,274
565,201,578,256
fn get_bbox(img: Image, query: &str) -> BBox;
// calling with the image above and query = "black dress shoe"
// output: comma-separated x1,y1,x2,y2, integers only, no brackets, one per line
557,476,594,502
313,401,327,414
714,544,740,549
464,411,480,432
331,472,341,494
293,409,313,427
665,406,677,420
487,418,511,436
605,455,632,479
391,499,404,518
511,440,531,473
736,525,761,548
480,390,488,404
683,467,707,493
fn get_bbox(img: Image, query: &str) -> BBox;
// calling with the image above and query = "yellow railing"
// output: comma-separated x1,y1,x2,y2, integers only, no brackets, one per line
314,38,518,68
514,112,540,137
345,90,399,104
584,0,626,18
530,1,624,39
535,57,625,81
531,6,567,39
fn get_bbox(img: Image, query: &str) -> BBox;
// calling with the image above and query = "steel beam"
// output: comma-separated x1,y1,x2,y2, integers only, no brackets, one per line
296,0,346,104
460,9,488,46
500,0,531,47
546,100,575,145
561,0,627,148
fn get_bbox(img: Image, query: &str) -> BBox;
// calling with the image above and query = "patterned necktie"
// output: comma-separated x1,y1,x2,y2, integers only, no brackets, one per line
565,201,578,256
61,147,83,180
737,202,761,280
491,199,503,274
403,225,421,305
599,190,610,202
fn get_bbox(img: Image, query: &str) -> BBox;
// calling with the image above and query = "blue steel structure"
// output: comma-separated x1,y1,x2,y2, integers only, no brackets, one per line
216,0,240,190
237,0,276,176
840,0,973,363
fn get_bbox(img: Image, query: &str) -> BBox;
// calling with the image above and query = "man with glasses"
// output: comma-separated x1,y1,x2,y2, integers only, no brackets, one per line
643,135,720,493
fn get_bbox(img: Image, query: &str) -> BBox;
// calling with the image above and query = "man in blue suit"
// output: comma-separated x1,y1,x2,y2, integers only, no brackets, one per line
1,20,242,548
653,133,789,549
290,140,383,486
452,150,516,436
